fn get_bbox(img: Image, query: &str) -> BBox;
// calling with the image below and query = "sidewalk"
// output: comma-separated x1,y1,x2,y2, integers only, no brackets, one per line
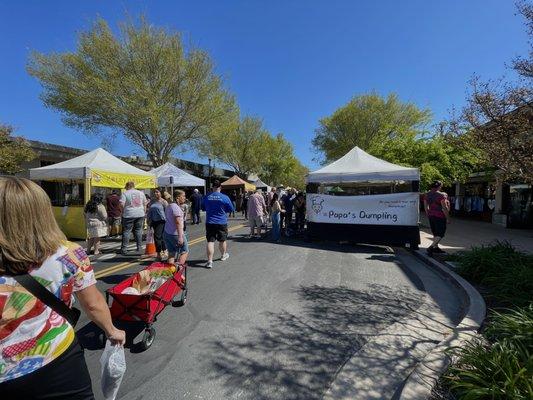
419,215,533,254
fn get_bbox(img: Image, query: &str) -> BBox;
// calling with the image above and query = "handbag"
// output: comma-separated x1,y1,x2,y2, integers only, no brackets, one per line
13,274,81,327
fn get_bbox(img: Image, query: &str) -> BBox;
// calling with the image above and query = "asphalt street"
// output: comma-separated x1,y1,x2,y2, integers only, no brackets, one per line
76,217,463,400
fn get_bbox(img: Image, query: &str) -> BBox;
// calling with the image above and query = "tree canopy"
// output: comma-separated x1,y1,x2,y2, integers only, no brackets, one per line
312,92,432,163
0,124,35,174
28,17,238,167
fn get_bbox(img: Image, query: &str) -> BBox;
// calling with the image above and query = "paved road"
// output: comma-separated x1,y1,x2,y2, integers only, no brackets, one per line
76,218,463,400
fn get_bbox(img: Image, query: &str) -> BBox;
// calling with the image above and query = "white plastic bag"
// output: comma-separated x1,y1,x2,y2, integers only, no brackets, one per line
100,340,126,400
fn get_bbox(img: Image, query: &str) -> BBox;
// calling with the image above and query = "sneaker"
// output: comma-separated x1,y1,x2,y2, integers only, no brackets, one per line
221,253,230,261
206,261,213,269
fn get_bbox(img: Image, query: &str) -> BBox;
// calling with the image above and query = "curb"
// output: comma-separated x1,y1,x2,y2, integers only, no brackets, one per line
397,250,486,400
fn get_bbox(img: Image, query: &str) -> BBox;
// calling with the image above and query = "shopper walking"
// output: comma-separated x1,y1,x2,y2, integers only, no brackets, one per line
191,188,202,225
0,177,125,400
281,189,294,233
164,190,188,266
270,193,283,242
147,188,168,261
105,189,121,237
247,190,267,239
202,180,234,269
84,193,108,255
423,180,451,255
119,181,147,256
242,191,249,219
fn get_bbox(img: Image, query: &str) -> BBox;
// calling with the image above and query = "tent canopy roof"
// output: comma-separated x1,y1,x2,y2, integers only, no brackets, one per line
221,175,256,190
253,178,269,188
30,148,156,188
306,146,419,183
150,162,205,187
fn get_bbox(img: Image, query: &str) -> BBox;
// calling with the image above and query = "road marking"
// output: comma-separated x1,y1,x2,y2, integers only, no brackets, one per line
94,224,246,279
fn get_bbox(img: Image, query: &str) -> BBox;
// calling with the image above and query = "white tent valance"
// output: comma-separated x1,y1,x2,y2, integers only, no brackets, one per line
150,162,205,187
306,147,419,183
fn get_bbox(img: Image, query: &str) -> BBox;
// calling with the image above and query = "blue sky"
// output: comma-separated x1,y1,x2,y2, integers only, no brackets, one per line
0,0,528,170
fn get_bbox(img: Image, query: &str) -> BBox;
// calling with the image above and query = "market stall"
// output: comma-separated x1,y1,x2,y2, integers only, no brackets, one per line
252,178,270,192
220,175,256,195
150,162,206,193
30,148,156,239
306,146,421,248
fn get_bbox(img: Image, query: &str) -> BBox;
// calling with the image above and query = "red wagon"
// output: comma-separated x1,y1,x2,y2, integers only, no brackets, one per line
106,262,188,350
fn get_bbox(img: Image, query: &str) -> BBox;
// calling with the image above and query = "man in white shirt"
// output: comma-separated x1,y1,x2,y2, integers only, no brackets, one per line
119,181,147,255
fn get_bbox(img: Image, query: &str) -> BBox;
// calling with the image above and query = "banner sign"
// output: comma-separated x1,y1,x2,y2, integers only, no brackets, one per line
90,169,156,189
306,193,419,226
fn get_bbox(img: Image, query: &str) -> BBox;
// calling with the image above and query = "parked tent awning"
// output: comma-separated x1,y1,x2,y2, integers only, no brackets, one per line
306,146,419,183
221,175,256,191
150,162,205,187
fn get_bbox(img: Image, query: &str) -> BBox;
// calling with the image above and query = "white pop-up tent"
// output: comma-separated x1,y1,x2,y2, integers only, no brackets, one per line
150,162,205,187
30,148,156,188
307,146,419,183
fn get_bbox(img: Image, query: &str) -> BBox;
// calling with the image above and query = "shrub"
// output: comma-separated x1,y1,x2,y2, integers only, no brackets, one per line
485,305,533,350
444,338,532,400
454,241,533,307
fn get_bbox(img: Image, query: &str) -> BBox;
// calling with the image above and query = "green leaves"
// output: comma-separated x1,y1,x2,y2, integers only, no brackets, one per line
0,124,35,174
27,17,238,167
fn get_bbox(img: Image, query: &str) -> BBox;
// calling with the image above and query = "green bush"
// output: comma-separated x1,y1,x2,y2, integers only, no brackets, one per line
485,305,533,350
454,241,533,307
444,338,532,400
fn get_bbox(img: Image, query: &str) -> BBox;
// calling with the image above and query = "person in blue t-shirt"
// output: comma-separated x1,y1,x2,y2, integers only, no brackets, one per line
201,180,234,269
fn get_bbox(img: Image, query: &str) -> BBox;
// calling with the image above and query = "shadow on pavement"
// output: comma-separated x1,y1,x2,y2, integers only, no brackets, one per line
203,283,429,400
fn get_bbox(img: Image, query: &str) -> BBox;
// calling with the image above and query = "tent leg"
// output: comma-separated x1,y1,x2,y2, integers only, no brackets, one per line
84,178,91,204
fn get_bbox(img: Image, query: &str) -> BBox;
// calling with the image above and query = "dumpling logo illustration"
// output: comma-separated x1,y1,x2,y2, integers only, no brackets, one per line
311,197,324,214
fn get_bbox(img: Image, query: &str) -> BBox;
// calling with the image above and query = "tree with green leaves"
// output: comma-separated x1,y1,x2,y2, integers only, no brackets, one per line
28,17,238,167
200,116,269,179
446,1,533,184
312,92,432,163
261,134,308,188
0,124,35,174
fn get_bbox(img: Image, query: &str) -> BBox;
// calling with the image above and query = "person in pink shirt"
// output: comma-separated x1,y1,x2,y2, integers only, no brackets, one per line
247,190,267,239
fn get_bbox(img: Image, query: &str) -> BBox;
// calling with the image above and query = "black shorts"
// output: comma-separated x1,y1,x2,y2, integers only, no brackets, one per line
206,223,228,242
429,216,447,238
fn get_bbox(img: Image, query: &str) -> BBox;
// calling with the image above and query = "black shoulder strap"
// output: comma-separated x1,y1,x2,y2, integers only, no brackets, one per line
14,274,80,327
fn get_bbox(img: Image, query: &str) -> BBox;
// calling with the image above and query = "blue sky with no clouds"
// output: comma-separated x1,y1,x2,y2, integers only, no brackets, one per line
0,0,528,170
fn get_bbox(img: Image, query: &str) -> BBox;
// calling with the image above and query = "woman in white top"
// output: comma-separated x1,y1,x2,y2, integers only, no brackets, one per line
84,193,108,255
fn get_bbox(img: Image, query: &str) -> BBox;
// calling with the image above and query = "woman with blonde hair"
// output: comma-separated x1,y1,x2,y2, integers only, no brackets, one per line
0,177,125,399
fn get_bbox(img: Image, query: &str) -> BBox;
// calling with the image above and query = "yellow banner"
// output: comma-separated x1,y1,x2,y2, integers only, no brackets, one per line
90,169,156,189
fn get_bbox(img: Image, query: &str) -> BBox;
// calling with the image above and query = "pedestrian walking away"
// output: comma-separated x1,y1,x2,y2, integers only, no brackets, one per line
202,180,234,269
242,191,249,219
105,189,121,237
423,180,451,255
146,188,168,261
84,193,108,255
190,188,202,224
247,190,267,239
229,190,237,218
164,190,189,266
0,177,125,400
119,181,147,256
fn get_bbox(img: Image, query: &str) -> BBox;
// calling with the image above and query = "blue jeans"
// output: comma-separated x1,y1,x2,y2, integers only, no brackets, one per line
121,217,144,252
192,208,201,224
271,212,281,240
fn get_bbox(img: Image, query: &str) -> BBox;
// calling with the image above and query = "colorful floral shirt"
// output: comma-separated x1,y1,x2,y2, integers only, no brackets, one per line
0,242,96,382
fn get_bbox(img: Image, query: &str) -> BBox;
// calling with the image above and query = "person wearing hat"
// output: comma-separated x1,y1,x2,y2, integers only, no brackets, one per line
423,180,450,255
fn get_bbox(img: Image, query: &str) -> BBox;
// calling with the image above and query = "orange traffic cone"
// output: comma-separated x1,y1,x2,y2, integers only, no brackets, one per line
145,228,157,256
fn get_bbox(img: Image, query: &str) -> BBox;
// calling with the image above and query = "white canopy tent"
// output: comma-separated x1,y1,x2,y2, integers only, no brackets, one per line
253,178,270,191
30,148,156,188
150,162,205,188
306,146,419,183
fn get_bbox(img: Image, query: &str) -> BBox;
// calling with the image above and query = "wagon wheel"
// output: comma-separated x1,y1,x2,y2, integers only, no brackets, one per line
172,287,188,307
140,326,156,351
